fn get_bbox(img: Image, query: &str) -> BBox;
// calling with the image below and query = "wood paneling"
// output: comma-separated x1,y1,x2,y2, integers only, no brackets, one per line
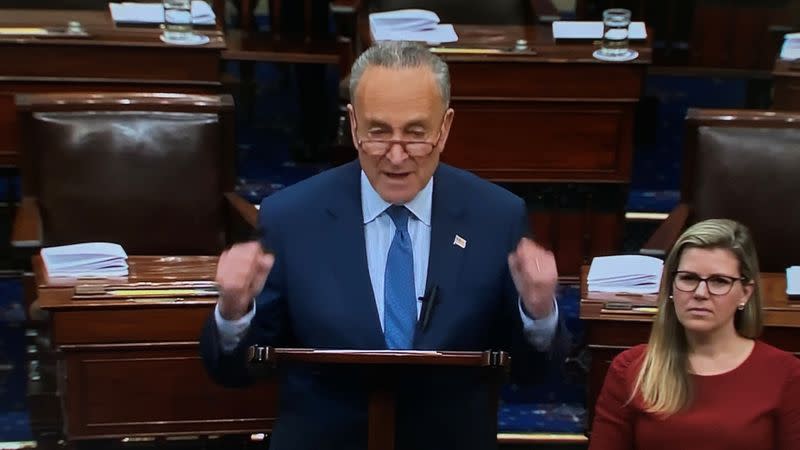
61,346,277,439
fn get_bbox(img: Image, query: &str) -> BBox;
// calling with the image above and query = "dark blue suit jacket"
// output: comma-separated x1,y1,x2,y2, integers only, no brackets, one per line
201,161,565,450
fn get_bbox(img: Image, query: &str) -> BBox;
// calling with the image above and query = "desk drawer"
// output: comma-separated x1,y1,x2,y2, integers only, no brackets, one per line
60,344,277,439
444,101,635,182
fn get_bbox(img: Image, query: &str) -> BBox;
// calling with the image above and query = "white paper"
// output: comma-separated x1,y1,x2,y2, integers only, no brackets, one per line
41,242,128,277
109,1,216,25
372,24,458,44
787,266,800,295
552,21,647,40
781,33,800,60
588,255,663,294
369,9,458,44
369,9,440,32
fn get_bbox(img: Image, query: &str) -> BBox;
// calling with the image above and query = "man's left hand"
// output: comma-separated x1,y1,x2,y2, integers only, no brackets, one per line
508,238,558,319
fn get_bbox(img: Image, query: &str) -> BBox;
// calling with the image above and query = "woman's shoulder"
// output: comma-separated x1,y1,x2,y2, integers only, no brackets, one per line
608,344,648,376
752,340,800,373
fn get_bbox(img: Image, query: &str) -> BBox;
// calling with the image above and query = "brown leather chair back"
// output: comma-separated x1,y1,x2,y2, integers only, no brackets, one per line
683,109,800,272
17,93,235,255
370,0,534,25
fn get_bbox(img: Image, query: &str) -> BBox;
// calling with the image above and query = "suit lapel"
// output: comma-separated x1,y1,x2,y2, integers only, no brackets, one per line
416,165,468,346
325,162,386,349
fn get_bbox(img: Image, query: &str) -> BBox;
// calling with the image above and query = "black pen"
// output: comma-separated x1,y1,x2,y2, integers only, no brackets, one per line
419,284,439,331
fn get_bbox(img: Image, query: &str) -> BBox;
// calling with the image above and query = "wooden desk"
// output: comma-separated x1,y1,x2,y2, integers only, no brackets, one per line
368,25,651,277
423,25,651,182
35,256,277,441
579,266,800,430
0,10,225,167
773,58,800,110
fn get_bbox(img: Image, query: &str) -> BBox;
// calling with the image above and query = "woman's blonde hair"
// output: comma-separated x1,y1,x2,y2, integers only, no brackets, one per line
631,218,763,415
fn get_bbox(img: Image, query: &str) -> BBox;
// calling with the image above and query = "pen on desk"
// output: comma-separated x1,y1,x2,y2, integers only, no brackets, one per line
419,284,439,331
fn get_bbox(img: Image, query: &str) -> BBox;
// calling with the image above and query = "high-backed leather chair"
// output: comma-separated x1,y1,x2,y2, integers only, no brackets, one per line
642,109,800,272
11,92,256,256
9,92,258,445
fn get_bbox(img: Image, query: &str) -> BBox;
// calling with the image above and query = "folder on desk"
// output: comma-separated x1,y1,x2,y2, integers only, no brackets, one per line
109,1,216,26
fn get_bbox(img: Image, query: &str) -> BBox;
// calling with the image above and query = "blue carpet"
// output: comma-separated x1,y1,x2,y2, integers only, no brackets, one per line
0,277,32,442
498,284,586,433
626,75,749,212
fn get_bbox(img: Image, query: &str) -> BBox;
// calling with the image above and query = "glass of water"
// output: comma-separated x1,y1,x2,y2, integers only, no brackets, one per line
600,8,631,58
162,0,193,41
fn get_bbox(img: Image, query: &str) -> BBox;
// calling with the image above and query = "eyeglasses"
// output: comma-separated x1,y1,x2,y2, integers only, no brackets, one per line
672,271,748,296
352,112,446,157
357,133,443,157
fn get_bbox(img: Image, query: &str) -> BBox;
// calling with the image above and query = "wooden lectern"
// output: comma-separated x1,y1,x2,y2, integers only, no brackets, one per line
247,346,511,450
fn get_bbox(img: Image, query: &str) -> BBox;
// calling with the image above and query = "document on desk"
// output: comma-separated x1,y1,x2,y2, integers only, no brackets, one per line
369,9,458,44
787,266,800,296
109,1,216,25
41,242,129,278
552,21,647,40
588,254,662,294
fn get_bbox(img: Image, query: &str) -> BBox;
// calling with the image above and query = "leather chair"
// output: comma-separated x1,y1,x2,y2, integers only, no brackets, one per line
11,92,256,256
9,92,257,445
641,108,800,273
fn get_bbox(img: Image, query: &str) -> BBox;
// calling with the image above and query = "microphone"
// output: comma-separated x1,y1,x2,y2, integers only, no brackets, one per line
418,284,439,331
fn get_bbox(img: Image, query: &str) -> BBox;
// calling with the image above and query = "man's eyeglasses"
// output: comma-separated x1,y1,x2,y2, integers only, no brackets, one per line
357,133,443,157
672,271,748,296
352,112,446,157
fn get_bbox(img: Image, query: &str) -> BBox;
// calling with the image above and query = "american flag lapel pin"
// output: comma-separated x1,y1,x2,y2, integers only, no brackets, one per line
453,234,467,249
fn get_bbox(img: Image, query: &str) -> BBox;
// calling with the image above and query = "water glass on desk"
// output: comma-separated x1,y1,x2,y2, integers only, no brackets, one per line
163,0,193,41
600,8,631,58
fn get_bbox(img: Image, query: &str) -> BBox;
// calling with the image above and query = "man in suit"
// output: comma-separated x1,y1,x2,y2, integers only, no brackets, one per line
201,40,564,450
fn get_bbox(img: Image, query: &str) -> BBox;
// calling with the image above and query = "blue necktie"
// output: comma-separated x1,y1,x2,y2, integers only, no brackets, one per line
384,205,416,349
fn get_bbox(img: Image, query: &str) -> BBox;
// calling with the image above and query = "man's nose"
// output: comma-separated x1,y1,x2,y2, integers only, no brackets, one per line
385,142,409,164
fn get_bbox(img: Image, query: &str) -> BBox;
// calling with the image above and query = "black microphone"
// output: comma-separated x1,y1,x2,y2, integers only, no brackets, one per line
418,284,439,331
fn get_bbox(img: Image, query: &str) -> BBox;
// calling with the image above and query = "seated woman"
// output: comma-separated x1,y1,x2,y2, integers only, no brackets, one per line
589,218,800,450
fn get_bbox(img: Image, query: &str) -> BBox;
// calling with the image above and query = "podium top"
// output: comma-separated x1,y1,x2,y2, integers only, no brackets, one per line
248,346,510,369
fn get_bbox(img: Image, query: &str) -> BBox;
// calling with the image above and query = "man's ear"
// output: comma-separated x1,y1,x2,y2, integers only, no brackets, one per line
347,104,359,150
436,107,455,153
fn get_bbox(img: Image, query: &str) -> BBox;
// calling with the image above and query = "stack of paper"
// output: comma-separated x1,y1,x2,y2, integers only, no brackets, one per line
787,266,800,296
780,33,800,60
369,9,458,44
588,255,663,294
109,1,216,25
41,243,129,278
552,21,647,40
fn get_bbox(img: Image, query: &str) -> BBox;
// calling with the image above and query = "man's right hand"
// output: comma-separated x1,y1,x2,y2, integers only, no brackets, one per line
216,241,274,321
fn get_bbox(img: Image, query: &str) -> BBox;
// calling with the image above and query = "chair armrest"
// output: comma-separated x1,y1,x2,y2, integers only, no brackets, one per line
225,192,259,245
225,192,258,228
12,197,43,248
529,0,561,23
640,203,690,257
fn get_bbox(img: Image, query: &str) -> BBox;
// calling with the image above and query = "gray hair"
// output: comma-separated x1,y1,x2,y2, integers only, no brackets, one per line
348,41,451,107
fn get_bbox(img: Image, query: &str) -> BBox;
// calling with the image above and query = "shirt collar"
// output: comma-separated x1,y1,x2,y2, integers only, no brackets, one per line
361,171,433,226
